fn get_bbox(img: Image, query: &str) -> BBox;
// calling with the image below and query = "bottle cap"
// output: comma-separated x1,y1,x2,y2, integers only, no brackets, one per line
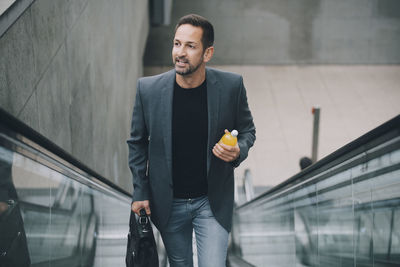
231,130,238,137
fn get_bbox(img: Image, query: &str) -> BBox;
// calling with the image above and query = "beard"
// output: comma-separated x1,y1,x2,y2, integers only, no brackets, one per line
174,56,203,76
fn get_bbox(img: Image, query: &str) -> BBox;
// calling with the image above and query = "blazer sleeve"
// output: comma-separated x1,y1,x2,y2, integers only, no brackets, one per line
127,80,150,202
231,76,256,168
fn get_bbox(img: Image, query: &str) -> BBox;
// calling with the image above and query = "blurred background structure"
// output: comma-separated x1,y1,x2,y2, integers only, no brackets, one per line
0,0,399,266
144,0,400,189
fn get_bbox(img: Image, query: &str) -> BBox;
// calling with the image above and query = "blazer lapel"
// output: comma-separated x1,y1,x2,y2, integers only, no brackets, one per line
206,68,220,177
161,70,175,185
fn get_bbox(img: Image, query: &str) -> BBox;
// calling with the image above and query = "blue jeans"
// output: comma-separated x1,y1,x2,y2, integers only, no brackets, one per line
160,195,229,267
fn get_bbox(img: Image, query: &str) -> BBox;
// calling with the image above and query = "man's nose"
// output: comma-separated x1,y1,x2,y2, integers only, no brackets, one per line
176,46,187,57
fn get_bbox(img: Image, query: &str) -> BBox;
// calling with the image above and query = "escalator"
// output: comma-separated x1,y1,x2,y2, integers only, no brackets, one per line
229,115,400,267
2,106,399,267
0,108,167,267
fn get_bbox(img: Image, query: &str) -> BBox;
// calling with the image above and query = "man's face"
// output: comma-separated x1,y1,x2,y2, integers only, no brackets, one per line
172,24,206,76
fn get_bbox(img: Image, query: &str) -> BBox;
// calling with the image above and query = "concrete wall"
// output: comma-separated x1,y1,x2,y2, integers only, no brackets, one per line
0,0,149,193
144,0,400,65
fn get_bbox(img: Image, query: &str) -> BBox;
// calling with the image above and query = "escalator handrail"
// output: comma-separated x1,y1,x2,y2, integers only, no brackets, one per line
0,107,132,199
236,114,400,210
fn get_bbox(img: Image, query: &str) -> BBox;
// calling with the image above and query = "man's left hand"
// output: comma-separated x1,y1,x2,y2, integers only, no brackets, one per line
212,142,240,162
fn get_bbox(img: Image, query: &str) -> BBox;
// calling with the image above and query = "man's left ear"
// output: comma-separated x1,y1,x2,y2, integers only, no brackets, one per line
203,46,214,63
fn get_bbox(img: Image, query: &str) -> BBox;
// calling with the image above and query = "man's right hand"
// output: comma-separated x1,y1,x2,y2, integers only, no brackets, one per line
131,200,151,216
0,201,9,215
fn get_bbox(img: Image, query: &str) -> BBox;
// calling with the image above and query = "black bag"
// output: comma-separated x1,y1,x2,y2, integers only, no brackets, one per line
0,199,30,267
126,209,159,267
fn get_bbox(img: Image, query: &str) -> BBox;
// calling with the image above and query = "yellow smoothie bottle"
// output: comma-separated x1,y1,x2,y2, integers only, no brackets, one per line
219,130,238,146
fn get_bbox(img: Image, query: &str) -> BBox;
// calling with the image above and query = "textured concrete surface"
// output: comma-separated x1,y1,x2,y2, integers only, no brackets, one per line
0,8,35,117
0,0,149,193
144,0,400,65
144,65,400,187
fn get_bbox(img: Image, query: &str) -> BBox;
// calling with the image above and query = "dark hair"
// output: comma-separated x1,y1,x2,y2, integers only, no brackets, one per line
175,14,214,50
299,157,313,170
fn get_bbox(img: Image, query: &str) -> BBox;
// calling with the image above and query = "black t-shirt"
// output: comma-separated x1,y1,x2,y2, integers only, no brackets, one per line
172,79,208,198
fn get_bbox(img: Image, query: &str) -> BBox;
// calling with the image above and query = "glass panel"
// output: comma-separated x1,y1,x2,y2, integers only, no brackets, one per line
391,210,400,260
371,170,400,265
317,182,354,266
11,150,51,264
0,142,134,266
353,177,373,267
93,188,130,266
49,177,82,264
237,193,296,267
293,183,318,266
234,133,400,266
80,186,97,267
1,117,168,267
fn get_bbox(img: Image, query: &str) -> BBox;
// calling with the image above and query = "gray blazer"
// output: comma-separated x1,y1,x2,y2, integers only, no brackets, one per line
127,67,255,232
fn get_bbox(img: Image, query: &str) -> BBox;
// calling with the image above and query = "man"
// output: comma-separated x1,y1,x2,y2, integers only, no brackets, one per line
127,14,255,267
